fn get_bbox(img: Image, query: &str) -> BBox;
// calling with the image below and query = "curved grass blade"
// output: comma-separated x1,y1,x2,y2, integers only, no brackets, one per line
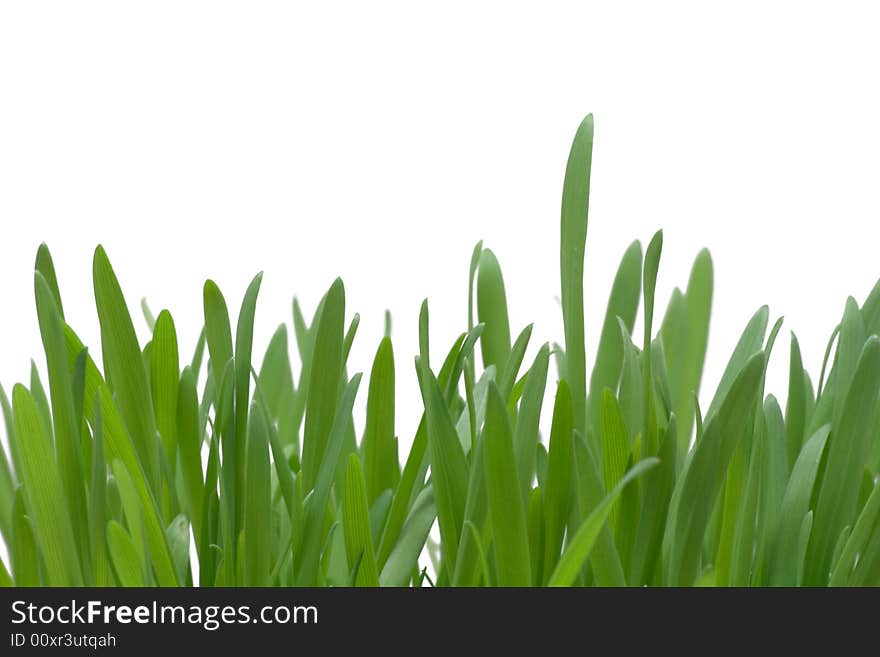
11,384,83,585
588,240,642,457
296,373,362,585
549,457,658,587
107,521,144,586
561,114,593,440
767,424,830,586
663,352,765,585
805,337,880,585
415,357,468,574
62,326,177,585
380,487,435,587
497,324,532,402
35,243,65,319
572,434,626,586
705,306,768,421
93,246,160,490
514,344,550,501
829,482,880,586
34,272,90,578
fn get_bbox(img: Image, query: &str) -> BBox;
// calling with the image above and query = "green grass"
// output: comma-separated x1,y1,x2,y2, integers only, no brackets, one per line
2,114,880,587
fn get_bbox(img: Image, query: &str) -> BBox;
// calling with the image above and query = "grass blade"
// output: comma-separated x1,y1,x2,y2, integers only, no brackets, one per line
363,337,396,504
805,337,880,585
549,457,658,587
11,385,83,585
301,278,345,491
484,382,530,585
342,454,380,586
93,246,159,490
561,114,594,440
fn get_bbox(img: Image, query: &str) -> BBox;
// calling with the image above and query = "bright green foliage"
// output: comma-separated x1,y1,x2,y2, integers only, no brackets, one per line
2,115,879,587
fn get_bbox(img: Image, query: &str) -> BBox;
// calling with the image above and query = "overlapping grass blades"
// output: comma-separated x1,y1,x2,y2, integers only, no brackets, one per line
1,115,880,587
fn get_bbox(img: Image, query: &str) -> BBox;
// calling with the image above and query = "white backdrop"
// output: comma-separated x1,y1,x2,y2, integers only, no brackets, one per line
2,3,879,475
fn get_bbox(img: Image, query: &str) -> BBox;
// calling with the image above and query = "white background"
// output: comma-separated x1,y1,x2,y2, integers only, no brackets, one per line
2,3,879,474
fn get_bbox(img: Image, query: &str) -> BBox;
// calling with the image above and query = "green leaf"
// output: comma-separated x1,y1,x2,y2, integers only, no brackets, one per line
301,278,345,491
831,298,867,430
203,280,234,379
497,324,532,402
785,333,809,471
342,455,380,586
11,384,83,585
561,114,593,440
258,324,297,450
415,357,468,574
829,482,880,586
571,434,626,586
477,248,511,370
0,414,14,547
752,395,787,585
28,362,52,446
513,344,550,501
244,403,270,586
0,558,11,587
600,389,630,503
165,514,190,585
93,245,160,490
641,230,663,444
543,380,574,580
663,352,765,585
526,487,545,586
11,489,40,586
467,241,483,332
587,240,642,459
150,311,179,476
669,249,713,452
140,298,156,332
805,336,880,585
296,373,362,585
629,415,677,586
177,367,203,547
380,487,435,587
107,520,145,586
683,249,713,412
342,313,360,367
232,273,263,537
484,382,531,586
376,420,427,570
34,272,91,579
767,425,830,586
89,400,112,586
35,243,65,319
549,457,658,587
705,306,768,421
363,337,396,505
62,326,178,585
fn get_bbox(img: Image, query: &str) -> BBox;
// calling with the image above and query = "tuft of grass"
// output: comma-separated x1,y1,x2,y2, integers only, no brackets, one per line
2,114,880,587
